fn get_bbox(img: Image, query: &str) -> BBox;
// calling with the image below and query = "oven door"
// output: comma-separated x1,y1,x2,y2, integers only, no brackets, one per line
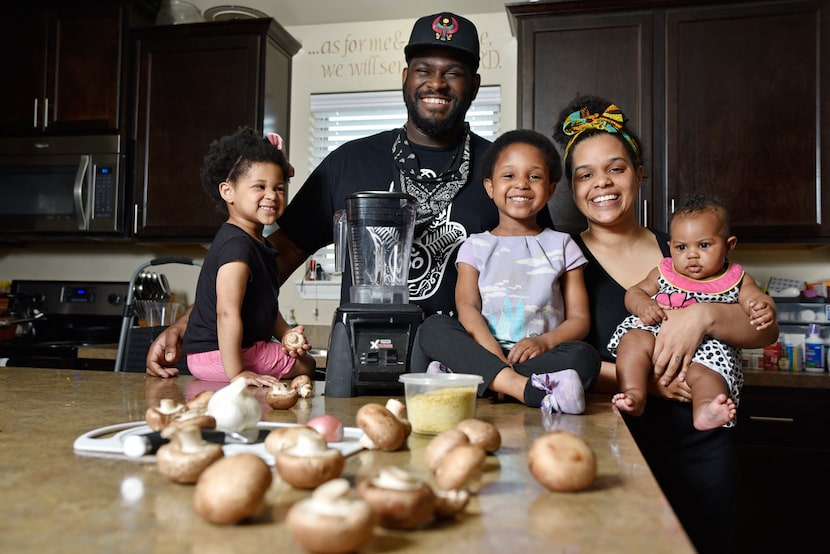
0,135,123,235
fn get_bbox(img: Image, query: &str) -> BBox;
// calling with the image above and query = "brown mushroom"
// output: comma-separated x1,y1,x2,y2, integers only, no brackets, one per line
527,430,597,492
163,410,216,432
282,329,305,350
433,488,470,519
192,453,272,524
287,478,374,554
384,398,412,437
265,381,300,410
355,402,407,451
274,428,345,489
356,466,436,530
424,428,470,473
264,425,315,456
145,398,186,431
456,418,501,453
290,374,314,399
185,390,214,412
434,443,487,492
156,425,224,484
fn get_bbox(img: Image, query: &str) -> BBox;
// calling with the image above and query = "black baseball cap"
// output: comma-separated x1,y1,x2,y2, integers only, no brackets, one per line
404,12,480,72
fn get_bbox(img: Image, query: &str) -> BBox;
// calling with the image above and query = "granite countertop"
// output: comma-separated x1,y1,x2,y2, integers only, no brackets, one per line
0,367,694,553
743,368,830,389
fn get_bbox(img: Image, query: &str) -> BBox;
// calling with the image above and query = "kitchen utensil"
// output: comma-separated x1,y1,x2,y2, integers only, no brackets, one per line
0,312,45,328
123,427,268,457
73,421,364,465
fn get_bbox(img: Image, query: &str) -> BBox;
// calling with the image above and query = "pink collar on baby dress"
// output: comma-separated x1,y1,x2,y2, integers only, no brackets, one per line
659,257,744,295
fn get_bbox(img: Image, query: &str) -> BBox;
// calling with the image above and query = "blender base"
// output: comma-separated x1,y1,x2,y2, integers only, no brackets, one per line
324,303,424,397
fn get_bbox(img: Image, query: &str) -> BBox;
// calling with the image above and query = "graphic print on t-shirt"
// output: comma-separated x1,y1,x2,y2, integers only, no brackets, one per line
409,206,466,302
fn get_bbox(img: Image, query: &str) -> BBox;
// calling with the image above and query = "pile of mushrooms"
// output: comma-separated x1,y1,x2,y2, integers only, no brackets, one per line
425,418,500,494
355,399,411,451
266,375,315,410
141,385,516,547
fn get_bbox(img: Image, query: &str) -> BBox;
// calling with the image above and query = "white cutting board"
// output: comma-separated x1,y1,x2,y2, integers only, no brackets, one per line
73,421,364,465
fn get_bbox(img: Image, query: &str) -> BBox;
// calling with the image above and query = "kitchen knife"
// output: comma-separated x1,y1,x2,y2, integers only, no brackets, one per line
123,429,229,458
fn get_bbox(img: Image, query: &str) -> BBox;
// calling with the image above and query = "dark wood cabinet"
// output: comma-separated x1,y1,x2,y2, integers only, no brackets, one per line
129,18,300,240
0,2,155,135
509,0,830,241
733,385,829,553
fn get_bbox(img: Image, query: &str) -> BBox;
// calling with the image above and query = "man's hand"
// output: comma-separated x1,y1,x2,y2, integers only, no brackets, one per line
146,323,185,378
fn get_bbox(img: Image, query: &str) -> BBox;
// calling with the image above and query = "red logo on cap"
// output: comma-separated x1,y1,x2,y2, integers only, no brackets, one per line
432,15,459,42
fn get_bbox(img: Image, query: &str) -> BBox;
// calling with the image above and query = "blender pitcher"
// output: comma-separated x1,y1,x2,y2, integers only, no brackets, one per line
327,191,423,397
335,191,417,304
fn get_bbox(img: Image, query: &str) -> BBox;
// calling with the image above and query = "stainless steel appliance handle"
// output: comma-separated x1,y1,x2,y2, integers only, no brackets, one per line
74,155,91,230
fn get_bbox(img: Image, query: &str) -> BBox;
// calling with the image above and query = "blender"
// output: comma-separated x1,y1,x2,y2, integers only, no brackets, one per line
324,191,424,397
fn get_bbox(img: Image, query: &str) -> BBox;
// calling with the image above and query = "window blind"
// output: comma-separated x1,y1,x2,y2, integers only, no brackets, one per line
308,86,501,170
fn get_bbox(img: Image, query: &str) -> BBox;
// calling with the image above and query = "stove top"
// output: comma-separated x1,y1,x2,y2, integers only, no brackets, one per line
2,280,129,369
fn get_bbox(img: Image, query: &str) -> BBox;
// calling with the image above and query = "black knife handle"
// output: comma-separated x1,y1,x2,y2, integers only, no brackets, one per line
123,429,226,457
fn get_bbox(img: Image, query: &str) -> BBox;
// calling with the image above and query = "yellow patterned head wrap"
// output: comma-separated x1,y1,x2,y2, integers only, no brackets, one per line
562,104,640,163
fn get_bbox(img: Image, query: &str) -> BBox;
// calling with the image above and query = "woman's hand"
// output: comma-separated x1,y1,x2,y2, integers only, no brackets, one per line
650,305,707,385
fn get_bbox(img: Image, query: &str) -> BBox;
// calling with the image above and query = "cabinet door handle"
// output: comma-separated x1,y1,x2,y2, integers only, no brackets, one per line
33,98,38,128
642,199,648,226
43,98,49,129
748,416,795,423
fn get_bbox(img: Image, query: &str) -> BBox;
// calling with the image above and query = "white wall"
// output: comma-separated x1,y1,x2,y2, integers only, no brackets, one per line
1,11,828,330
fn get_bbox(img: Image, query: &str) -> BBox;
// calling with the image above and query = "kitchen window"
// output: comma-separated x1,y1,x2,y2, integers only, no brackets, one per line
309,86,501,168
301,87,502,299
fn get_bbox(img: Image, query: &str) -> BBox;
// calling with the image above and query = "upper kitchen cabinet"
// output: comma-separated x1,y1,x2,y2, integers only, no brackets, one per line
130,18,300,241
0,1,156,135
509,0,830,241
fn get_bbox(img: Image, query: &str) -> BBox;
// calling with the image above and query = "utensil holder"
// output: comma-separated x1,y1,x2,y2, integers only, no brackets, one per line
120,325,190,374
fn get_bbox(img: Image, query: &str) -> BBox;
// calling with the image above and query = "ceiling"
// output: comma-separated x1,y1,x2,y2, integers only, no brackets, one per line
188,1,527,26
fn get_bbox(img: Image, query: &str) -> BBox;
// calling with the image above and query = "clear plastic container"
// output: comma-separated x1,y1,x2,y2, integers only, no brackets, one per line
399,373,483,435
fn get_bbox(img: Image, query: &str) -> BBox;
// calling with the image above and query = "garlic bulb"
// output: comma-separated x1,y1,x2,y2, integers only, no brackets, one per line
206,378,262,432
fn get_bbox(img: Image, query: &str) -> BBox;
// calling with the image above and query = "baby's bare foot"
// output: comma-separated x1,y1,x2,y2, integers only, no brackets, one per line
693,393,736,431
612,391,645,417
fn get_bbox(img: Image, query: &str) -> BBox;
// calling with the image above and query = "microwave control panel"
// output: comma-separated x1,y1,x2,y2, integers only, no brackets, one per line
93,166,116,218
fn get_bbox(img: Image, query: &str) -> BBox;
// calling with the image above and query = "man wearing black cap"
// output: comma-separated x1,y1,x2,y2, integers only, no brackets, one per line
146,12,553,376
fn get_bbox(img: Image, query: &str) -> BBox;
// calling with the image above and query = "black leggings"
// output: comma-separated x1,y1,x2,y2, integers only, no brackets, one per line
410,314,601,397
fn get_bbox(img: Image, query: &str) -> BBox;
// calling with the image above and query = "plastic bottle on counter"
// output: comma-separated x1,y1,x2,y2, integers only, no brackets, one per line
804,323,825,372
778,333,804,372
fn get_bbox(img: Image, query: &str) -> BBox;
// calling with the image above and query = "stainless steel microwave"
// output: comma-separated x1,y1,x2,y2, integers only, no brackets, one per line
0,135,125,237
